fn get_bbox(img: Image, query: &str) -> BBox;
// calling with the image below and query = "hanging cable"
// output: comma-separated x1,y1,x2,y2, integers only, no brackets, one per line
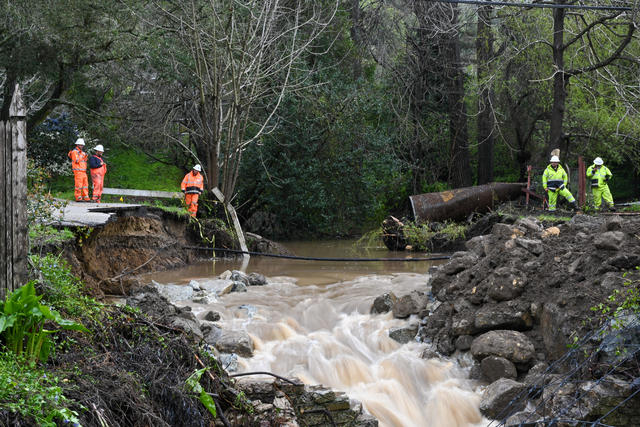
182,246,451,261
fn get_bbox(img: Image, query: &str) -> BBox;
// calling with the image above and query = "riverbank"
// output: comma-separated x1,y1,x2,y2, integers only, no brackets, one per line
379,212,640,424
18,206,640,426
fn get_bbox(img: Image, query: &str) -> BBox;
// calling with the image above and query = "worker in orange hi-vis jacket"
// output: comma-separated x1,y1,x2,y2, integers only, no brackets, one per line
181,164,204,217
68,138,90,202
89,144,107,203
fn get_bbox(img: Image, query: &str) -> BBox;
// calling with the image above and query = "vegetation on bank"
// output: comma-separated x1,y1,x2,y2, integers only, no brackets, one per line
0,250,244,426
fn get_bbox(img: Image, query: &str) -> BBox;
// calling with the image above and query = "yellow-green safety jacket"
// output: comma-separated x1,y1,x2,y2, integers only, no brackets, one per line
542,164,568,191
586,165,612,188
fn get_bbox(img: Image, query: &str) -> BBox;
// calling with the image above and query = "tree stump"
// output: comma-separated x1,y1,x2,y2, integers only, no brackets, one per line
382,216,407,251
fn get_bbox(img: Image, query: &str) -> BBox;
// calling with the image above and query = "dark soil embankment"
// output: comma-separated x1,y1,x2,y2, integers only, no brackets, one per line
52,206,287,297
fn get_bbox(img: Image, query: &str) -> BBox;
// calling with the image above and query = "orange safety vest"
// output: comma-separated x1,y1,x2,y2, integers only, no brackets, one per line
181,171,204,194
68,148,88,173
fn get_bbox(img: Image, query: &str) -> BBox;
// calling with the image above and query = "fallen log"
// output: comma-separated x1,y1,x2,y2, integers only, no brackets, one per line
409,182,525,223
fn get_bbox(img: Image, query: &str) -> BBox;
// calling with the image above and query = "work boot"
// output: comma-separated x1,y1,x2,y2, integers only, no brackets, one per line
609,205,616,212
571,201,579,211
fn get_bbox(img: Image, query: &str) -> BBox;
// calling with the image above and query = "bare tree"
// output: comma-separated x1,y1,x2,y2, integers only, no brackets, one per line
546,1,636,154
127,0,338,203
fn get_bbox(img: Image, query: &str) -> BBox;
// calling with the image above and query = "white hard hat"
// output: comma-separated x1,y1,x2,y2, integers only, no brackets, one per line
75,138,85,146
193,164,202,172
594,157,604,165
94,144,104,152
550,155,560,163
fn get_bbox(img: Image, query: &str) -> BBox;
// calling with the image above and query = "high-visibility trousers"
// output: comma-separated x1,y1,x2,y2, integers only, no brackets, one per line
91,172,105,202
185,193,199,217
592,185,614,209
548,187,575,211
73,172,90,201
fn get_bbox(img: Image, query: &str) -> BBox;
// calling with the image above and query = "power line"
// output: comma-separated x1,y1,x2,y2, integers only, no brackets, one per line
430,0,634,11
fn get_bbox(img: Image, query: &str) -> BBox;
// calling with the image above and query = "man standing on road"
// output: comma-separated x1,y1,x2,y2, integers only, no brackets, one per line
181,165,204,217
586,157,615,211
68,138,90,202
89,144,107,203
542,155,578,212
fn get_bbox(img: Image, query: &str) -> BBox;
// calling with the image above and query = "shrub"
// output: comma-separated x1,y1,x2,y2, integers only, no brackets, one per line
0,281,88,364
0,351,81,426
27,113,78,177
29,254,102,318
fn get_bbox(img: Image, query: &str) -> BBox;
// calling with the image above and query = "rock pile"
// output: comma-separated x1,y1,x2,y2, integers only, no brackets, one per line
376,213,640,424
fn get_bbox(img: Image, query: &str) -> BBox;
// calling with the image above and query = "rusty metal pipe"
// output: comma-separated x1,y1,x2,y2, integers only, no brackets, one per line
409,182,525,223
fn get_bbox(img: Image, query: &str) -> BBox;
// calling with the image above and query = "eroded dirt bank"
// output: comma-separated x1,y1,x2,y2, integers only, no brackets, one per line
56,206,284,297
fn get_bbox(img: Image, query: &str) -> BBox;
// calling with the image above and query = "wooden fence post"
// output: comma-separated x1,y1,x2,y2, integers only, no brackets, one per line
0,84,28,299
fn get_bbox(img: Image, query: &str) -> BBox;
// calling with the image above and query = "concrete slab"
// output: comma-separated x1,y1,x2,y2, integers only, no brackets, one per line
50,201,141,227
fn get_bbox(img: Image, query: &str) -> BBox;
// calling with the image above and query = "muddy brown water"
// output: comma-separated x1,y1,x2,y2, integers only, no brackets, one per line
146,240,487,427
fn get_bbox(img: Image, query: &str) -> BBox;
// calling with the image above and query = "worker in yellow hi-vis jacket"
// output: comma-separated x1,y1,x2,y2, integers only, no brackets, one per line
542,155,577,211
586,157,615,211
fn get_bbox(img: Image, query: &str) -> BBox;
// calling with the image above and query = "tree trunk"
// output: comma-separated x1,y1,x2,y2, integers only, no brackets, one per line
445,6,472,188
476,2,494,184
349,0,362,80
549,1,567,156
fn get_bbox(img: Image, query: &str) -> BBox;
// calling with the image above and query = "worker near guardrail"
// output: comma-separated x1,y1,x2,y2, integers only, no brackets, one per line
67,138,90,202
542,155,578,211
89,144,107,203
586,157,615,211
181,164,204,217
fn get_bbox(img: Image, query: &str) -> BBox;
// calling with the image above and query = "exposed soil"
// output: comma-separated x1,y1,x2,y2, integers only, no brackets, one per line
50,206,289,298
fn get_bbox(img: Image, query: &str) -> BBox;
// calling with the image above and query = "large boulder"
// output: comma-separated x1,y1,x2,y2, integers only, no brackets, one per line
465,235,493,258
393,291,428,319
514,238,543,256
479,378,528,419
542,376,640,426
594,231,625,251
484,267,528,302
441,252,478,276
388,324,418,344
471,330,536,365
514,217,543,235
492,223,522,239
540,303,572,360
214,330,255,357
248,272,268,286
480,356,517,382
474,303,533,332
371,292,397,314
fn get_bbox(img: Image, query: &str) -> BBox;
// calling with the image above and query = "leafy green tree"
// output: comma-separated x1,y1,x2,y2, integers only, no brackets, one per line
0,0,141,128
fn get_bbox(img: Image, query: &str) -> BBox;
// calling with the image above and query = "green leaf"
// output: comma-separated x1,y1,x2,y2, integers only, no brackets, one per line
198,390,217,417
0,315,17,334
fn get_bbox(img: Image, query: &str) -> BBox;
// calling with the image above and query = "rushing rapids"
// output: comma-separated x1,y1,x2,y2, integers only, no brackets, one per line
148,241,488,427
